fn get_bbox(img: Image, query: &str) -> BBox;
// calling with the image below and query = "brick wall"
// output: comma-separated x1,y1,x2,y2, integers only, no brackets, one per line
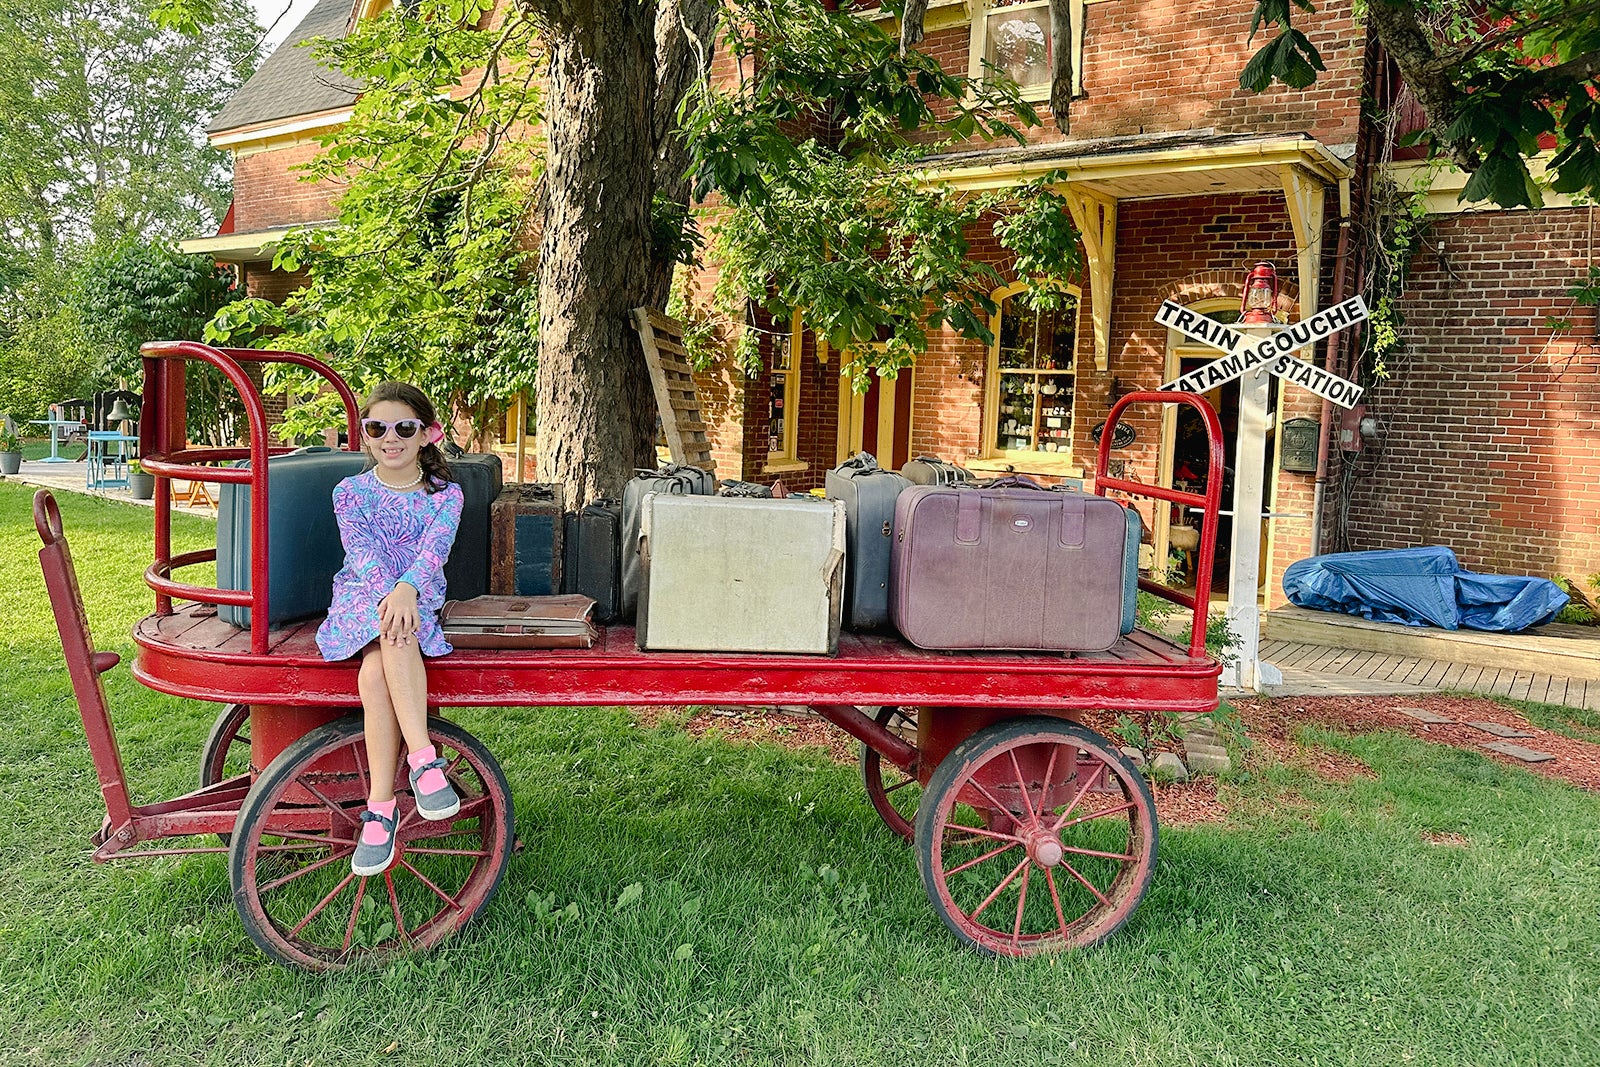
1335,206,1600,580
916,0,1364,149
232,142,342,233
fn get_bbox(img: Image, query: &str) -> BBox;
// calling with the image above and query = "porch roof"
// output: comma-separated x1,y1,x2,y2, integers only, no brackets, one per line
916,130,1354,199
178,224,331,263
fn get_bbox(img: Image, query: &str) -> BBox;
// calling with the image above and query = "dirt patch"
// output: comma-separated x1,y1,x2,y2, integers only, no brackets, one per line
1421,831,1470,847
1229,694,1600,792
630,705,860,765
628,705,1229,828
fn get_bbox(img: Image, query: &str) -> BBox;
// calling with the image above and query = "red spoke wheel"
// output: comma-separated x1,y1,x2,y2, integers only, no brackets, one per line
200,703,252,846
201,702,252,787
859,706,921,841
914,717,1157,957
229,715,514,971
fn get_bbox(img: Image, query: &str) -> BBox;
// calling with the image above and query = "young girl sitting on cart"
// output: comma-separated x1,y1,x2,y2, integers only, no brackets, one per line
315,382,465,877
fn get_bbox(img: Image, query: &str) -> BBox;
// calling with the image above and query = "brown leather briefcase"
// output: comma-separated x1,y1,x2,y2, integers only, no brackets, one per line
439,594,599,649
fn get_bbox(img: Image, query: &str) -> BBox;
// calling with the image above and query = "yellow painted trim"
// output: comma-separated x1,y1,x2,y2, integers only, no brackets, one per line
1063,186,1115,371
212,107,354,154
917,138,1353,194
766,310,804,465
178,226,304,261
1386,153,1582,214
354,0,393,22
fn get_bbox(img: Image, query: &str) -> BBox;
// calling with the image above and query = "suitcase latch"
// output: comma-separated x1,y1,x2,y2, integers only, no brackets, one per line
881,521,891,538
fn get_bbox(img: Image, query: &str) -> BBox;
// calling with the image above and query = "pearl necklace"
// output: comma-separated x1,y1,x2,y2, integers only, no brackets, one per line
375,467,424,491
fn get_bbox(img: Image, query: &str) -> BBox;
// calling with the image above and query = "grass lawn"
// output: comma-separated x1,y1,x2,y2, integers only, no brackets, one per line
3,480,1598,1066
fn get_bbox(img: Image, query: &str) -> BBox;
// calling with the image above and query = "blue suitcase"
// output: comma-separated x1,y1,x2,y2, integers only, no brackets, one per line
217,447,369,628
826,452,911,630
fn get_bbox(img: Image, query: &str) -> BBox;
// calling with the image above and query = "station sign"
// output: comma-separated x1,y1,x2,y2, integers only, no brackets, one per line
1154,295,1369,409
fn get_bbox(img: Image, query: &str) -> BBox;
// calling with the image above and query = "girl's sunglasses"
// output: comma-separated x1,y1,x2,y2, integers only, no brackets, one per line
361,418,426,440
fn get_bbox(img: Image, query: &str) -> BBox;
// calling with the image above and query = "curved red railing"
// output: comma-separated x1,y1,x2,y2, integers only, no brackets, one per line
1094,391,1226,661
137,341,361,655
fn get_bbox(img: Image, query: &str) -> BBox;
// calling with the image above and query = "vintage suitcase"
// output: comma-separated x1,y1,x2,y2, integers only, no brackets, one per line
218,447,369,628
636,495,846,654
441,450,504,602
562,500,622,624
440,594,598,649
490,482,565,597
901,456,976,486
825,452,911,631
890,483,1137,651
620,464,716,621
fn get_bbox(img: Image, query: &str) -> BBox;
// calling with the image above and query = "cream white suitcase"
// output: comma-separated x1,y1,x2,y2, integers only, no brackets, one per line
636,495,846,653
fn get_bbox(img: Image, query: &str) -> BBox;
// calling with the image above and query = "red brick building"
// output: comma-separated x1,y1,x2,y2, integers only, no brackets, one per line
193,0,1598,622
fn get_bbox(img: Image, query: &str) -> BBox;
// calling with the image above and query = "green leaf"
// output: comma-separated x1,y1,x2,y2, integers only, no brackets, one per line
614,882,644,911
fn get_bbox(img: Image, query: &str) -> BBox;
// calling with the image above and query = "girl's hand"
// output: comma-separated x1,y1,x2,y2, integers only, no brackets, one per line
378,583,420,644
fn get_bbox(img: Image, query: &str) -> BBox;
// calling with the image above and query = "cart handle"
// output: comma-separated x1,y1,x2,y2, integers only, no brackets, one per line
1093,391,1226,661
136,340,362,655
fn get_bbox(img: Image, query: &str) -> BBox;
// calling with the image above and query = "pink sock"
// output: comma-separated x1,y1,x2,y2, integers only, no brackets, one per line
408,745,448,793
363,798,398,845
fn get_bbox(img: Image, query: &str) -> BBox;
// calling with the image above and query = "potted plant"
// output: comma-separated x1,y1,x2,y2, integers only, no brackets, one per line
0,426,21,475
127,458,155,500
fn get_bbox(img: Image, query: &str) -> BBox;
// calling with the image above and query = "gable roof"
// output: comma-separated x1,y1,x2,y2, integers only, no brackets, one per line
209,0,361,135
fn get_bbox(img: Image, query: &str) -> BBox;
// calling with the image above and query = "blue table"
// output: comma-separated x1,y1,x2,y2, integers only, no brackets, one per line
30,418,84,463
87,431,138,489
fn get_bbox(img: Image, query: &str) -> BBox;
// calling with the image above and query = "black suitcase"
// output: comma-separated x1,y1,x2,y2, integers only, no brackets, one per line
562,500,622,624
217,447,369,628
490,482,565,596
901,456,976,486
825,452,911,630
440,450,503,602
620,464,716,620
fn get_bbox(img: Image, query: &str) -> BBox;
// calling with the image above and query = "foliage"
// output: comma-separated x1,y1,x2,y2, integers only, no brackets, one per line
0,266,105,421
0,0,258,257
1358,181,1431,386
79,242,237,383
1111,710,1185,754
683,0,1082,382
205,0,541,444
1243,0,1600,207
0,424,20,452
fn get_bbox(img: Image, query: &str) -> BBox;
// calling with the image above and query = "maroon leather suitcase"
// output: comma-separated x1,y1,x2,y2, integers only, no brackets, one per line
890,483,1134,651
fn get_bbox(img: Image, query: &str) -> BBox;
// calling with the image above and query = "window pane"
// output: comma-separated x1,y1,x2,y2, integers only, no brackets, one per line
987,8,1051,87
768,373,786,454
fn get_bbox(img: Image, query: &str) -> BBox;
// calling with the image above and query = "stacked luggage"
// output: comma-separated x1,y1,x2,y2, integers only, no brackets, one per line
220,445,1144,657
217,445,503,628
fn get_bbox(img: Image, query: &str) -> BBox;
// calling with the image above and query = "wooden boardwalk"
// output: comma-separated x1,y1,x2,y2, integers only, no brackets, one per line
1260,638,1600,708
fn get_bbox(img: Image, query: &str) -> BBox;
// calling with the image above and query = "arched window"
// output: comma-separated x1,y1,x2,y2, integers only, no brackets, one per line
984,282,1081,461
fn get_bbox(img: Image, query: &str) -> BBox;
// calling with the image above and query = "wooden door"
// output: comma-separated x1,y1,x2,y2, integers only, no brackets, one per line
837,368,914,469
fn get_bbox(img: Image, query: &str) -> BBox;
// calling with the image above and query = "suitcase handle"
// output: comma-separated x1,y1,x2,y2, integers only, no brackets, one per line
981,474,1046,491
839,451,880,472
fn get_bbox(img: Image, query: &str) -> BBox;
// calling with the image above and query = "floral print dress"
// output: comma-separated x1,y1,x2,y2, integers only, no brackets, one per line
315,471,464,661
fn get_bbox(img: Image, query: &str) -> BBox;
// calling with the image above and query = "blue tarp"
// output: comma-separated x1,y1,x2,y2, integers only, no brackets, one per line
1282,546,1568,633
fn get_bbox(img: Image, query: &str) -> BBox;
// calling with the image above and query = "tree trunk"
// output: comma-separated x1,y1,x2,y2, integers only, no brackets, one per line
535,3,661,503
645,0,720,307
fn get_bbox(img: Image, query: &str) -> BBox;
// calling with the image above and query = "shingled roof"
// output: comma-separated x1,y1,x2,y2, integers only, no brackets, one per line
209,0,361,135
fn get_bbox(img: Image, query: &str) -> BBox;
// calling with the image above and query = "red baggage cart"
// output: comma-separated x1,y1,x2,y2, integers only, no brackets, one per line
34,340,1224,970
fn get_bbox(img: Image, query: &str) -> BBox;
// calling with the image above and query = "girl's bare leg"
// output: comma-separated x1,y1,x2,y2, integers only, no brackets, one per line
379,636,431,755
358,645,401,804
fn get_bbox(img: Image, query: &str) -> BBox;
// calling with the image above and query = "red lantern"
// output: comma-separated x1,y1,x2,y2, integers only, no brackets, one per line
1239,261,1280,324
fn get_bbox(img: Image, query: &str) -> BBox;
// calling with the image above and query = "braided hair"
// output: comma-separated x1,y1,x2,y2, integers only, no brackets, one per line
359,382,454,494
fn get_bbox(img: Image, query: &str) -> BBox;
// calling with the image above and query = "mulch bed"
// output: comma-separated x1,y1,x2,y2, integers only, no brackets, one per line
626,694,1600,832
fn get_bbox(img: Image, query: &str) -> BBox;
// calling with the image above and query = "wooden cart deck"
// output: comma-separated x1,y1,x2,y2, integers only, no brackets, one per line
135,604,1221,712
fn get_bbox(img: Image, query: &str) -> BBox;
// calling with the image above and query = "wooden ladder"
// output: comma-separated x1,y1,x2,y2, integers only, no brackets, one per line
630,306,717,476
